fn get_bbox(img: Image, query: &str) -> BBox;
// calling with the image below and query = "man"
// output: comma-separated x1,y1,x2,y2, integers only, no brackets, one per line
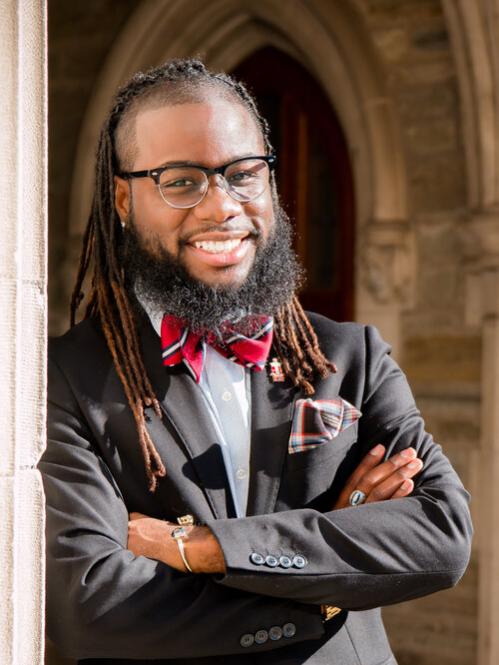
40,59,472,665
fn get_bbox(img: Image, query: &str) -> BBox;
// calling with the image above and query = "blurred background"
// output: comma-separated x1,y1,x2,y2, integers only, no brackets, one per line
47,1,499,663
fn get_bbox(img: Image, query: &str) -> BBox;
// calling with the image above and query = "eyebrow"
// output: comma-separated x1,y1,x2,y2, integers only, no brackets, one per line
156,160,199,168
156,154,259,169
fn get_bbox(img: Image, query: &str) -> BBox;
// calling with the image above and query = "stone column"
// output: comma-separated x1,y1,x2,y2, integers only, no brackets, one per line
0,1,47,664
478,298,499,665
357,220,415,359
463,213,499,665
444,0,499,662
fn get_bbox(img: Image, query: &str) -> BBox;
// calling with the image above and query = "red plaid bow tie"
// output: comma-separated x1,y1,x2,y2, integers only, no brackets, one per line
160,314,273,382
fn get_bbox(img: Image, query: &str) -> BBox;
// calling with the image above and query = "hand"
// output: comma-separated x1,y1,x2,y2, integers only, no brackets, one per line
128,513,226,574
333,444,423,510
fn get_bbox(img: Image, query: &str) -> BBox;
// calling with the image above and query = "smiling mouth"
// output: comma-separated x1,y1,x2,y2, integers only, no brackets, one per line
193,238,244,254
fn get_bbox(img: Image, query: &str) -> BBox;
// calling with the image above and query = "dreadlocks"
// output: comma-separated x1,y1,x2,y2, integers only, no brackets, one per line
71,58,336,492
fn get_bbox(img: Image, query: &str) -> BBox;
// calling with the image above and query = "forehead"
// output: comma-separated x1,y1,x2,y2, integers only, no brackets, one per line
132,99,265,170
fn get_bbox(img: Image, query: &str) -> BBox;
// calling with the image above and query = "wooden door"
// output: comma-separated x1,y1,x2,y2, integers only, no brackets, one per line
233,47,355,322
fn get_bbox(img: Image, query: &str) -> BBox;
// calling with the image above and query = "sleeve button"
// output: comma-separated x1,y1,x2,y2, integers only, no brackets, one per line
292,555,307,568
250,552,265,565
269,625,283,640
279,555,293,568
283,622,297,638
265,554,279,567
255,629,269,644
240,633,255,648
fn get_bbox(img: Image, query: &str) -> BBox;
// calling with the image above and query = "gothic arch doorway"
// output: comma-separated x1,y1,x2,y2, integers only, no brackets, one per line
233,47,354,321
68,0,412,352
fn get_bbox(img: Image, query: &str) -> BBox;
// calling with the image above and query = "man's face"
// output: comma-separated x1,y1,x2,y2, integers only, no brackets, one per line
115,98,274,288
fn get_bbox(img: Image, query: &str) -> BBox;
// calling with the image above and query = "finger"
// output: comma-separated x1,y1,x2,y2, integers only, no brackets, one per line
343,444,386,492
366,478,414,504
364,459,423,503
334,444,385,507
355,447,418,495
391,478,414,499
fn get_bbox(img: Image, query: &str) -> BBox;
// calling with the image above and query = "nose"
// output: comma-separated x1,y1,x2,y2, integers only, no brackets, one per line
193,174,243,222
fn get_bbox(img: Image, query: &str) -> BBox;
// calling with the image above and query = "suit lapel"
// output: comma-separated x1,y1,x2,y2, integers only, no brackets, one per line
138,314,236,520
246,368,300,516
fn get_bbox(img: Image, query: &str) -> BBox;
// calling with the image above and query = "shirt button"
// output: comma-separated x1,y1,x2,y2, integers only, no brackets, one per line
236,467,248,480
249,552,265,565
265,554,279,567
255,629,269,644
292,555,307,568
283,622,297,638
269,625,283,641
279,555,293,568
222,390,232,401
240,633,254,648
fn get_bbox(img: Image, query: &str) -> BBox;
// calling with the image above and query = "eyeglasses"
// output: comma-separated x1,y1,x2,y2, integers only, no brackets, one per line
118,154,276,209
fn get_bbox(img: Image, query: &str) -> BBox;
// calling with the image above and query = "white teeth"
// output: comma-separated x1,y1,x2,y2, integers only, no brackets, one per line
194,238,242,253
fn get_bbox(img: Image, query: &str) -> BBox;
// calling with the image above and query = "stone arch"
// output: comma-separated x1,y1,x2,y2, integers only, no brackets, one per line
68,0,413,350
443,0,499,212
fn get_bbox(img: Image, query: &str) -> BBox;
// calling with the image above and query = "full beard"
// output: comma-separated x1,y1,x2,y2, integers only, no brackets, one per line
120,201,303,336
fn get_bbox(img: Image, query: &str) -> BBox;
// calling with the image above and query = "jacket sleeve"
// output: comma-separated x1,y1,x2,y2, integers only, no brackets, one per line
207,325,473,610
39,354,325,661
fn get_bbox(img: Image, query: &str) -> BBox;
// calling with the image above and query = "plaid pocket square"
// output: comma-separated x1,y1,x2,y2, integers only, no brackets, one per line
288,397,362,454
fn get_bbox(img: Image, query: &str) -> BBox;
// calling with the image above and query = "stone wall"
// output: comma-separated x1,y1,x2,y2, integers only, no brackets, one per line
356,2,479,663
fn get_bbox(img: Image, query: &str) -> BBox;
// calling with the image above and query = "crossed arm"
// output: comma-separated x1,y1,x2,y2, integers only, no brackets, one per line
127,325,472,611
127,443,425,574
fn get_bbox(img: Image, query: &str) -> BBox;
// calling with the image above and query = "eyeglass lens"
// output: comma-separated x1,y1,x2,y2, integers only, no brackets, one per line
157,158,270,208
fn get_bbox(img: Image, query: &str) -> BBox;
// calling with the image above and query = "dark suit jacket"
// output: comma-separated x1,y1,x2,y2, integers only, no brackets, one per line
40,311,472,665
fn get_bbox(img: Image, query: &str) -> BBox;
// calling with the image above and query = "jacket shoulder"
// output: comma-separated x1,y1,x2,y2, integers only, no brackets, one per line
304,312,393,375
48,317,109,369
305,311,365,350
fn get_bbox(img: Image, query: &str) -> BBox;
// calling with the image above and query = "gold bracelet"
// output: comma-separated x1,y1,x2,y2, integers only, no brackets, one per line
171,526,193,573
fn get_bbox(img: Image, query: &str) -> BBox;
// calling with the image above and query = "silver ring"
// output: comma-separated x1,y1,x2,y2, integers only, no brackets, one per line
349,490,366,506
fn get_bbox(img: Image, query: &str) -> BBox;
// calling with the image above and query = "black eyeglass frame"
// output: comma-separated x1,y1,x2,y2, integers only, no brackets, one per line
117,154,277,207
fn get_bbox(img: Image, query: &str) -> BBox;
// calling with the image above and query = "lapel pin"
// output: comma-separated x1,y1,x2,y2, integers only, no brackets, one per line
269,357,285,383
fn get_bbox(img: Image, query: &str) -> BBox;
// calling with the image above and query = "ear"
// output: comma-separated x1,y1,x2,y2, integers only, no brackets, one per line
114,175,130,222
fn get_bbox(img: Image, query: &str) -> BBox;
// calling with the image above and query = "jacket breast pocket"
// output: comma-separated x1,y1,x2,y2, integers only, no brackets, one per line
277,422,357,509
284,421,359,473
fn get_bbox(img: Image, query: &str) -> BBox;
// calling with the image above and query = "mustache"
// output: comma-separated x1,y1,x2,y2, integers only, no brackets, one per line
180,222,262,245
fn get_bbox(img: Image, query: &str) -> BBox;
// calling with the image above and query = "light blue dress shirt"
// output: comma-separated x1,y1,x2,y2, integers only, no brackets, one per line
140,300,251,517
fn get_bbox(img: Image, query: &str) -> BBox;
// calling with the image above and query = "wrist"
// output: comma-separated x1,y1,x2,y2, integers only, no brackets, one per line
171,526,194,573
187,526,226,574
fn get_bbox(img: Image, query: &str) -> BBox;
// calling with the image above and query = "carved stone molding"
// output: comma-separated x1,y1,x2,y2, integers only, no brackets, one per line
461,210,499,268
360,221,415,308
460,210,499,325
